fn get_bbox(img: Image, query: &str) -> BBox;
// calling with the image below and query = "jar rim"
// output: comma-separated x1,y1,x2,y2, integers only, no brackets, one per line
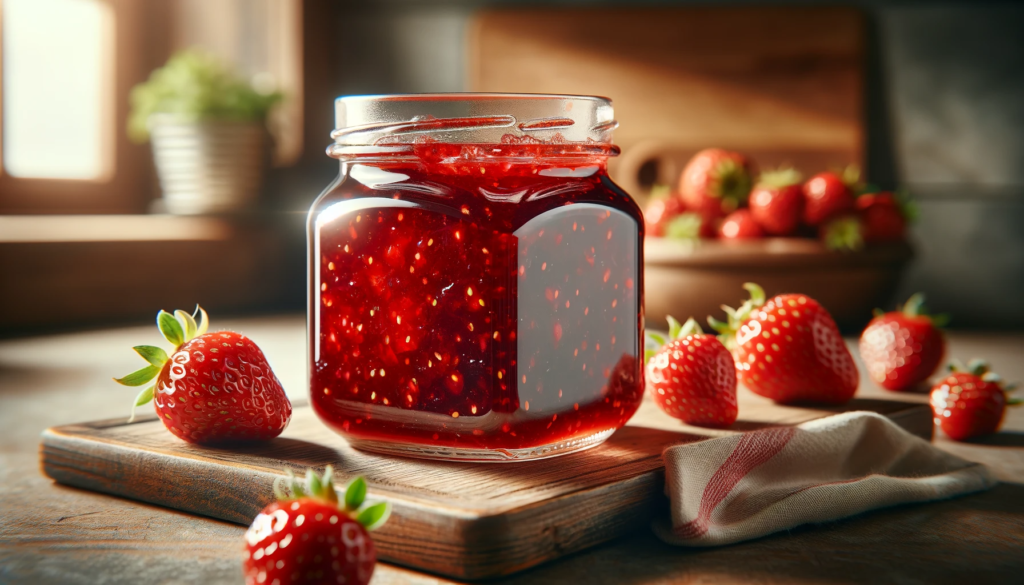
329,93,618,158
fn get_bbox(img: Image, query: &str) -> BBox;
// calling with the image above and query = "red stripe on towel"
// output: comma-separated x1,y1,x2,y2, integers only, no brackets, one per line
674,427,796,539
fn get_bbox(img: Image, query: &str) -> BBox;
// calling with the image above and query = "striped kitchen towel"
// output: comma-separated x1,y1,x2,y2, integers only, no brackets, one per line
654,411,996,546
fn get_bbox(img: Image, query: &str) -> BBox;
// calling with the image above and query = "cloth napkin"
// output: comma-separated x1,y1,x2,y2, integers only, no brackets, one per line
653,411,996,547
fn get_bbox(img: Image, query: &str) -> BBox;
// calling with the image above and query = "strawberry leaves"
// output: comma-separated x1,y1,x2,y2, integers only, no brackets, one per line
133,345,169,367
129,385,156,423
345,476,367,511
158,310,185,346
118,305,209,423
646,316,705,364
272,467,392,532
666,316,684,340
356,502,391,531
114,365,160,386
709,282,766,349
175,309,198,340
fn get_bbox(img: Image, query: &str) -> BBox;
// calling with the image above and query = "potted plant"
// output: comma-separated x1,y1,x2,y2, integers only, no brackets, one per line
129,50,282,214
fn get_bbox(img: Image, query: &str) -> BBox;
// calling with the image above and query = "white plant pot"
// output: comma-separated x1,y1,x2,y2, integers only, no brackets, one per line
149,116,269,215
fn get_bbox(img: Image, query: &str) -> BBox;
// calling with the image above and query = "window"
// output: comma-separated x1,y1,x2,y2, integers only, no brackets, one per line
0,0,153,214
0,0,302,214
3,0,113,180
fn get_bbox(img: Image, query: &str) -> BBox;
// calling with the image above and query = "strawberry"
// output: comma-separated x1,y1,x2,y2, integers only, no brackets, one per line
859,293,947,391
718,209,763,240
644,192,685,237
930,360,1019,441
749,168,804,235
678,148,754,221
244,467,391,585
114,307,292,444
857,191,908,243
802,168,858,226
645,317,738,427
710,283,859,404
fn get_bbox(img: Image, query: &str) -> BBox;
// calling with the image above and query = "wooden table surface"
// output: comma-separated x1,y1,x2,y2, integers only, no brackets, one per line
2,315,1023,584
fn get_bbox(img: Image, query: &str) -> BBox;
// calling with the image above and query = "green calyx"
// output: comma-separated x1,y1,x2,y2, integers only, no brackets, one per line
664,212,703,241
873,293,950,327
645,316,704,363
114,305,210,422
273,467,392,532
900,293,950,327
712,158,752,208
757,168,802,189
823,216,864,252
948,359,1020,398
708,282,766,350
840,165,863,192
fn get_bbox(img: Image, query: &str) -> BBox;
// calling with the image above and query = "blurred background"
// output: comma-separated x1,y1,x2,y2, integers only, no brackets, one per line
1,0,1022,335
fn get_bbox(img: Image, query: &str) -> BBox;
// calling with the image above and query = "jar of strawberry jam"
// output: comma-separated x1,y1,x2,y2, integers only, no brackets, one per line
309,94,643,461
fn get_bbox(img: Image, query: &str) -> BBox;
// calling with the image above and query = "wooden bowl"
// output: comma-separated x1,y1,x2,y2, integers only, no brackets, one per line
644,238,913,333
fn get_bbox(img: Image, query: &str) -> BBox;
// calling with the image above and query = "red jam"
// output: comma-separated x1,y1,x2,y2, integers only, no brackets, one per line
310,98,643,459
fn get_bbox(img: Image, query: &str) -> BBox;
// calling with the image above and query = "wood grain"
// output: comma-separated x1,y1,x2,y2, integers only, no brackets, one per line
467,6,864,199
40,393,930,580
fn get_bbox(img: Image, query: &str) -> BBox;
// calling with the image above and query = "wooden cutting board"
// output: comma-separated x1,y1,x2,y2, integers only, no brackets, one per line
41,393,931,580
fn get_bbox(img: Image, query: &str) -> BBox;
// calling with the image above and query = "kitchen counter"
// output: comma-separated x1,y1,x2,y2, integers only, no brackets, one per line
2,315,1022,584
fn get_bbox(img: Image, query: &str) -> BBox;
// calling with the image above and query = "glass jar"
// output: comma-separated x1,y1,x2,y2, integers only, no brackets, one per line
308,94,644,461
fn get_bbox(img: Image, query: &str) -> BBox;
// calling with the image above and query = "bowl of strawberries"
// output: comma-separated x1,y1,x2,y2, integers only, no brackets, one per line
641,148,914,332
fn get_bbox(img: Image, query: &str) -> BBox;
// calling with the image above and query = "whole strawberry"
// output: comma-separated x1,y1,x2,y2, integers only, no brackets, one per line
857,191,908,243
930,360,1019,441
244,467,391,585
749,168,804,235
646,317,737,427
718,209,764,240
802,168,857,226
114,307,292,444
644,192,685,237
860,293,947,391
710,283,859,404
678,148,754,221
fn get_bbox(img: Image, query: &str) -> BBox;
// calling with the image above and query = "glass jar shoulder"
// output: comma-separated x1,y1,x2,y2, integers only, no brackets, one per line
308,160,641,235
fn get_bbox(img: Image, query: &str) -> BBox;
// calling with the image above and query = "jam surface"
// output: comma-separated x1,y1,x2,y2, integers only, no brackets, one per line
310,143,643,450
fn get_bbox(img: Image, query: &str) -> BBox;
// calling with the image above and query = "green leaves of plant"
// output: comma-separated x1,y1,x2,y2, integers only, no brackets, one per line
133,345,169,367
157,310,184,347
345,477,367,511
356,502,391,532
114,365,160,386
128,50,284,143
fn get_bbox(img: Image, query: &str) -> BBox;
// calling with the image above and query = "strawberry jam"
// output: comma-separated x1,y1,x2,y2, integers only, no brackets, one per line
309,95,643,460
